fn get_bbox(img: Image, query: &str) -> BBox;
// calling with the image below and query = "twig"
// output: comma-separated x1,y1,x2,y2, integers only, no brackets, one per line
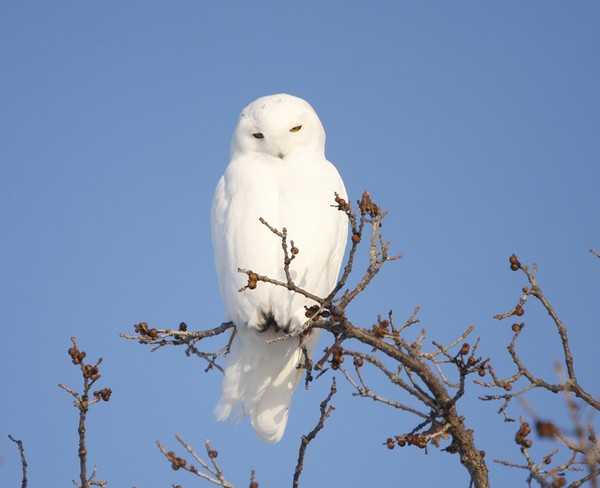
120,322,234,371
8,435,27,488
338,360,428,418
156,437,234,488
492,258,600,411
59,337,110,488
293,377,337,488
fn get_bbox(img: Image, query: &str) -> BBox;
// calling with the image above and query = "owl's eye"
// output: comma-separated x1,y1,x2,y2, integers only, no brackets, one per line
289,125,302,133
253,133,264,139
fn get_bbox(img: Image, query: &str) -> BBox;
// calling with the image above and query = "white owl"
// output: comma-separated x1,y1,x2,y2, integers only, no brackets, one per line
211,94,348,442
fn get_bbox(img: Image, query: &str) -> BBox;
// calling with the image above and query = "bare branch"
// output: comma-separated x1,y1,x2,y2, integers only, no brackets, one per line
8,434,27,488
156,437,234,488
293,377,337,488
492,256,600,411
120,322,234,372
59,337,110,488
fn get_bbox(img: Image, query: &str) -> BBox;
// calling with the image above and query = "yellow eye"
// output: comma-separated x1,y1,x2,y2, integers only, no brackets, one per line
253,133,264,139
289,125,302,133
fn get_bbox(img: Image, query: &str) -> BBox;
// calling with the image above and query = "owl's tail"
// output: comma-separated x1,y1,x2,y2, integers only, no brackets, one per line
214,326,319,443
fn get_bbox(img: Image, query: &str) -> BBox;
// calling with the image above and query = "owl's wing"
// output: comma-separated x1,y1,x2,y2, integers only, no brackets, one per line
211,175,229,316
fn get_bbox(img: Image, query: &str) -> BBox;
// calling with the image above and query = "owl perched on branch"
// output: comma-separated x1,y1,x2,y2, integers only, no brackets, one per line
211,94,347,442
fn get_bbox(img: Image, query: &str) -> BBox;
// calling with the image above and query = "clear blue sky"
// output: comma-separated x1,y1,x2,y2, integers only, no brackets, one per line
1,2,599,487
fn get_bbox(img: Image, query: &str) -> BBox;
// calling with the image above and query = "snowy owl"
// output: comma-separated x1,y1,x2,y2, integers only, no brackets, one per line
211,94,348,442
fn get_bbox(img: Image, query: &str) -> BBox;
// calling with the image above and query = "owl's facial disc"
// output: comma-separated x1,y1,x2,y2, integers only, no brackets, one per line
231,94,326,161
249,126,301,160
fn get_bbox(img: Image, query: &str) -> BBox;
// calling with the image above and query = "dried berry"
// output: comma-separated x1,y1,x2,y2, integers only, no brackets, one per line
304,305,319,318
93,387,112,401
334,192,351,211
536,420,558,438
135,322,149,334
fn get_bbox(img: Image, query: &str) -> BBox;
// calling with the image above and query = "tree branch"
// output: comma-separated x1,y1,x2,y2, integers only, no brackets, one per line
8,434,27,488
293,377,337,488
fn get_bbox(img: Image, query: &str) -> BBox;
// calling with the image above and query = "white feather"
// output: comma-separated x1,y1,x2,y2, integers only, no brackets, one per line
211,94,347,442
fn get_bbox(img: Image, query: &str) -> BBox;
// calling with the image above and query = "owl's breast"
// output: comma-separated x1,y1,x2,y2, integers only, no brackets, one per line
213,154,347,332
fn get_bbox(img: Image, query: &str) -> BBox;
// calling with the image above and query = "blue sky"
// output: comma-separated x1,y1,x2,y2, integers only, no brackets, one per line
1,2,599,487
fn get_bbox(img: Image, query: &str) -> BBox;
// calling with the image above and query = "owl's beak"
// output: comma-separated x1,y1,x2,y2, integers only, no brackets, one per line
277,152,285,159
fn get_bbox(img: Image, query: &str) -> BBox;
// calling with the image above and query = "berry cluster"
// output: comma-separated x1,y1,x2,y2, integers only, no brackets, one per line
83,364,100,381
68,346,86,365
515,421,532,448
304,304,331,321
246,272,259,290
166,450,187,471
330,345,344,370
134,322,159,339
509,254,521,271
93,388,112,402
360,191,380,218
334,192,350,212
455,342,487,377
387,433,428,450
370,318,390,338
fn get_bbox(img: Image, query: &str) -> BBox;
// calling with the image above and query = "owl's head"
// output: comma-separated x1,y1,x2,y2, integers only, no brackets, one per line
231,94,326,161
